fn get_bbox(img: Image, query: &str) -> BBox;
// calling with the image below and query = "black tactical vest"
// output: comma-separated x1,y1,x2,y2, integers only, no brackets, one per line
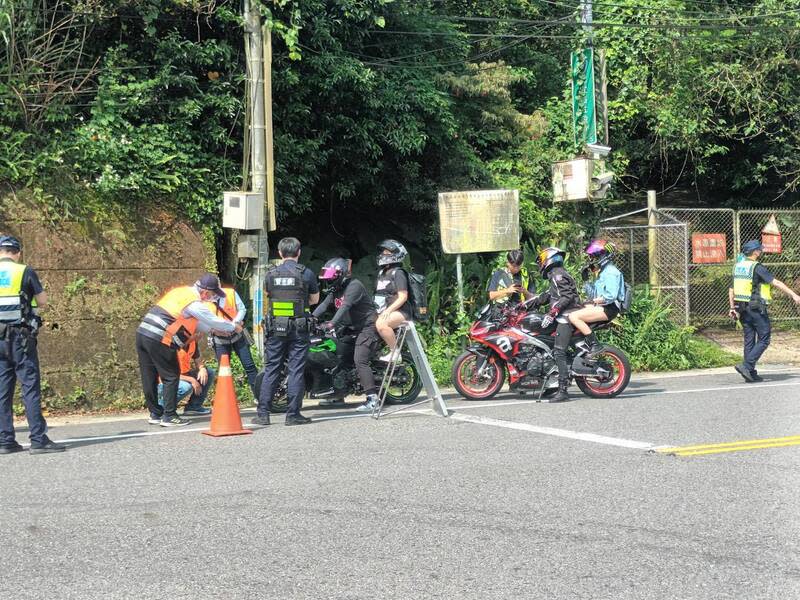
266,263,307,319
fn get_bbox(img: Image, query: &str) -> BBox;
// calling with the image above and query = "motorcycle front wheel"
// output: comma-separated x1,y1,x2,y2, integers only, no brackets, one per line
452,350,506,400
574,345,631,399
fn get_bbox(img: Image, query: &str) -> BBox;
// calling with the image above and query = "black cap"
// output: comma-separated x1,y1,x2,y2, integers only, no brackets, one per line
0,235,21,251
195,273,225,297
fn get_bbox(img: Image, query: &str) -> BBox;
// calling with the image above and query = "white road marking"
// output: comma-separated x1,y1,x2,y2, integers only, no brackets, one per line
448,412,656,449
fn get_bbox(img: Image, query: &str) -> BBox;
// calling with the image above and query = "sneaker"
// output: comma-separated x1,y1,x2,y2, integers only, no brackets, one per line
735,363,755,383
148,414,163,425
0,442,25,455
160,416,190,427
183,406,211,416
378,349,402,364
251,414,271,426
285,414,312,426
751,370,764,382
356,395,379,413
29,437,67,454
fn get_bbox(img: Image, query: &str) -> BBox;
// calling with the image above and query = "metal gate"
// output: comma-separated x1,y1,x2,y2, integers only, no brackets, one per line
599,208,690,326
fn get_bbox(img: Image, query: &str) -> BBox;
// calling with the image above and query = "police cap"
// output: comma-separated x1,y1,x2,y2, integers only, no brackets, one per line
741,240,763,255
0,235,21,251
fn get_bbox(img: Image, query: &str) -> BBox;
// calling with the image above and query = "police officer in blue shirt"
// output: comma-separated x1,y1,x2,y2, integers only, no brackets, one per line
729,240,800,382
0,235,66,454
253,237,319,426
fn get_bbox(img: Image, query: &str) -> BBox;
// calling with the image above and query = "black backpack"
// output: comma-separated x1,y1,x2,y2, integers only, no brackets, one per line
619,282,633,314
398,268,429,322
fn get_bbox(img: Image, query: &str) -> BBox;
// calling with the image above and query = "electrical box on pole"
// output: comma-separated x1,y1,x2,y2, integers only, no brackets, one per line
222,192,264,230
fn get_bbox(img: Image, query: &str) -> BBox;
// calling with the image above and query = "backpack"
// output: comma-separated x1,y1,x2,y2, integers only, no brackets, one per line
619,282,633,314
400,268,429,322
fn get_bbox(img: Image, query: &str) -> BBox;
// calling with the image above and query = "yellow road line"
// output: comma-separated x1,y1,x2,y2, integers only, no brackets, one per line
659,435,800,457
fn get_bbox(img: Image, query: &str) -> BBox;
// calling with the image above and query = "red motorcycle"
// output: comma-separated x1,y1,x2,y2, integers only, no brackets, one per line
451,300,631,401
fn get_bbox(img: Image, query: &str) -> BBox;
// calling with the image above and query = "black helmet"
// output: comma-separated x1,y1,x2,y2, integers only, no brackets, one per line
0,235,21,252
536,246,566,276
318,257,352,291
376,239,408,267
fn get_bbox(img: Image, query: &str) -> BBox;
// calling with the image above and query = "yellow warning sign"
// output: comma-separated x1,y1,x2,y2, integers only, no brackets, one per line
438,190,520,254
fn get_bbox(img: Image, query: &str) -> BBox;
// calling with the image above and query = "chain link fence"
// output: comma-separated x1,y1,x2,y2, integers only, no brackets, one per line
599,209,689,326
600,207,800,327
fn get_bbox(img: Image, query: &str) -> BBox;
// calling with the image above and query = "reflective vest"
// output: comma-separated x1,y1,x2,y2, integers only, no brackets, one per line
493,267,530,304
733,259,772,304
138,286,200,349
0,260,37,325
177,340,196,374
266,264,307,318
209,288,242,345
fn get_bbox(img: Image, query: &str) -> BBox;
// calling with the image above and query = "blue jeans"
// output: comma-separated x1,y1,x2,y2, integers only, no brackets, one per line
0,329,48,445
158,367,217,410
741,308,771,372
214,336,258,396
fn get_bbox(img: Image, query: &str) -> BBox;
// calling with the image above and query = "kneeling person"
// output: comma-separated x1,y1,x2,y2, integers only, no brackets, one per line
157,340,216,416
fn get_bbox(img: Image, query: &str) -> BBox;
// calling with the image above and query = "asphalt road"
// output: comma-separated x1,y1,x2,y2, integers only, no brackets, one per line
3,367,800,599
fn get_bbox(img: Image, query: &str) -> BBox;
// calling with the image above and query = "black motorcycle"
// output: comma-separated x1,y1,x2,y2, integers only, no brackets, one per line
255,324,423,413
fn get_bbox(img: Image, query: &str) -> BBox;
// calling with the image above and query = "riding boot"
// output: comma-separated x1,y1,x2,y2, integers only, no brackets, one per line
549,379,570,403
584,332,604,356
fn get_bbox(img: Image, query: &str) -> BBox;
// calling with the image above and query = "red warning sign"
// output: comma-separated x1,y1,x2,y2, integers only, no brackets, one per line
691,233,727,264
761,215,782,254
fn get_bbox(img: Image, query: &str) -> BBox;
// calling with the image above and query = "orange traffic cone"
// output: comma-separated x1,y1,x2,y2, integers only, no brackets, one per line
202,354,252,437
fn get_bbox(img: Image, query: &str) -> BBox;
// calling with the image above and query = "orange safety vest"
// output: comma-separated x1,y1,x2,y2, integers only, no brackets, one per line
214,288,237,322
177,340,196,374
138,286,200,349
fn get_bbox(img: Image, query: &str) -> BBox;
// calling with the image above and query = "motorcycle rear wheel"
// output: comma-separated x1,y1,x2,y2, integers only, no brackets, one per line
452,351,506,400
380,354,423,404
574,345,631,398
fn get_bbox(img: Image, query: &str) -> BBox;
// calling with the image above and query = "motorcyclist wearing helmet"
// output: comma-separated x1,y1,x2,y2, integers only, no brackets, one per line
373,239,411,365
533,246,581,402
568,239,625,356
312,258,379,406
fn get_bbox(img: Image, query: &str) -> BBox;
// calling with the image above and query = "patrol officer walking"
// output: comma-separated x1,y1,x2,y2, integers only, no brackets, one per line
729,239,800,382
0,235,65,454
253,237,319,426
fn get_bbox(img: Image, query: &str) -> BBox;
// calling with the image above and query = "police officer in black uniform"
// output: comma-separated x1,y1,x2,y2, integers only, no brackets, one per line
0,235,65,454
253,237,319,426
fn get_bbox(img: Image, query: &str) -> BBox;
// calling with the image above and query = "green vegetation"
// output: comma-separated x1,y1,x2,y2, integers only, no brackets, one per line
4,0,791,409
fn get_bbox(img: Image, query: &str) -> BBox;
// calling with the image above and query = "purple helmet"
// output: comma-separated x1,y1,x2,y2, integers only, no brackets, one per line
585,239,615,268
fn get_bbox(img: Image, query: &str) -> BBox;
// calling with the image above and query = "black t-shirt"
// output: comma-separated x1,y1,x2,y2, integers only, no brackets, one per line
375,267,409,314
487,268,534,303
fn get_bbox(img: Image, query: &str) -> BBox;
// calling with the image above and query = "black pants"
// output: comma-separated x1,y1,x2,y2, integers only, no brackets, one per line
259,328,309,417
354,324,382,396
553,321,573,385
741,307,771,372
0,328,48,445
136,332,180,419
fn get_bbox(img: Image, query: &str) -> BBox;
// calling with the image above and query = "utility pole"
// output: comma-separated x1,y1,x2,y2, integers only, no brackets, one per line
243,0,270,355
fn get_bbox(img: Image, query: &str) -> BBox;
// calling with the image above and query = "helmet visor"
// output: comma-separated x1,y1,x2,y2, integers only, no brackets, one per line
318,266,340,280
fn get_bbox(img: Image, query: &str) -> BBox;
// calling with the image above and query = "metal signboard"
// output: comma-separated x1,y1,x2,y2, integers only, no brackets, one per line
761,214,782,253
437,190,520,255
691,233,727,264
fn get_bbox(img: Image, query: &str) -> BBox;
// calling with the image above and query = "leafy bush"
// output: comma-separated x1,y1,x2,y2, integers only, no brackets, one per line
601,287,737,371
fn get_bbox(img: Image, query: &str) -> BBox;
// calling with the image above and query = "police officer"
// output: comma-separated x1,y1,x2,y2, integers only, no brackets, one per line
0,235,65,454
729,240,800,382
253,237,319,426
534,247,581,403
487,249,535,305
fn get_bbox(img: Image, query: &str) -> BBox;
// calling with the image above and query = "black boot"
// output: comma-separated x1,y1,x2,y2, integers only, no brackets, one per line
584,332,604,357
547,380,570,403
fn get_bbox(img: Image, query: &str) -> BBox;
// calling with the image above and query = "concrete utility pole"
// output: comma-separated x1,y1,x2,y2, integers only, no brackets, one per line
243,0,271,355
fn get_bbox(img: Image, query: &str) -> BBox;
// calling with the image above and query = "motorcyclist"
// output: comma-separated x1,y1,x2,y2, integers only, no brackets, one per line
373,239,412,364
312,258,379,408
569,239,625,356
533,247,581,403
